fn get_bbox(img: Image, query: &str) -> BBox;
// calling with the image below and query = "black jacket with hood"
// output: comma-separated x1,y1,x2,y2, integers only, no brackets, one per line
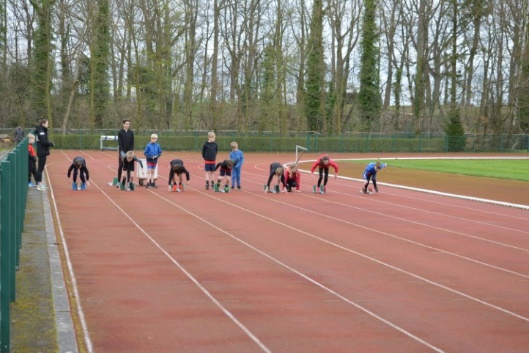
35,125,54,157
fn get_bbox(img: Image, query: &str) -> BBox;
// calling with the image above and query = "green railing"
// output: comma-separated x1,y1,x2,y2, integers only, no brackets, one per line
0,139,28,353
25,130,529,154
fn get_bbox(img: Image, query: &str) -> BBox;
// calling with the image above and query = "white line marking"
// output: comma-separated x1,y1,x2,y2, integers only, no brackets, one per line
48,154,94,353
86,181,273,353
149,191,445,352
192,188,529,324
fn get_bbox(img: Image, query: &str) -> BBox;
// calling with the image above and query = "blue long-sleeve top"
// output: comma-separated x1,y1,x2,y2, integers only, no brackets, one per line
364,162,387,177
229,149,244,169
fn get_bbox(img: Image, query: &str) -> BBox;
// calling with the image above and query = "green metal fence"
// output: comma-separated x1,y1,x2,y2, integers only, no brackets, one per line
0,139,28,353
25,130,529,154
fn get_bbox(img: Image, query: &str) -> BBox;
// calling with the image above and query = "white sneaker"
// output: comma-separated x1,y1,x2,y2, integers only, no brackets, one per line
176,188,181,192
37,185,47,191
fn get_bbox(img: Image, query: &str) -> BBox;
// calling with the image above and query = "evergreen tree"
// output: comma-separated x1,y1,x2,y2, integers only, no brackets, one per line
444,108,466,151
358,0,381,132
518,18,529,133
444,0,465,152
304,0,324,133
260,44,276,132
90,0,110,128
31,0,54,123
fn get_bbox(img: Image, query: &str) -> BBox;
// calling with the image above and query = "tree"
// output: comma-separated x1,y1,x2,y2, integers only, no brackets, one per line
517,4,529,133
444,0,465,151
259,44,276,132
90,0,110,128
30,0,54,123
304,0,324,132
412,0,425,134
358,0,381,131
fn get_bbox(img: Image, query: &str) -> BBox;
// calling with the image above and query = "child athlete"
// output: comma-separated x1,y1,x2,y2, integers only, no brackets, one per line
168,159,190,192
214,159,235,193
310,155,339,193
229,141,244,190
362,161,387,194
121,151,143,191
202,131,218,190
27,133,38,187
265,162,287,193
67,156,90,190
143,133,162,188
284,163,301,192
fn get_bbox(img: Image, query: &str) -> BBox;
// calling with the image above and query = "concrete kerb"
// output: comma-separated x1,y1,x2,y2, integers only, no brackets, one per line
42,188,79,353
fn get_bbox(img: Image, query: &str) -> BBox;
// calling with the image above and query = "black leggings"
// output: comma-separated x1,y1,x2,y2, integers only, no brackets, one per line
28,159,38,183
37,155,47,183
72,169,87,183
118,156,124,181
317,168,329,187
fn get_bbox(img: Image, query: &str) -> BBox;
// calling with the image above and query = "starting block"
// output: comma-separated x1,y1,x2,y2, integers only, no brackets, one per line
171,183,184,192
313,185,325,194
119,182,135,191
264,185,280,193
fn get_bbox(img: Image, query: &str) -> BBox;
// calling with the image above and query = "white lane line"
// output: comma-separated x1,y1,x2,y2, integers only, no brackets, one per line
87,180,273,353
149,192,445,353
188,189,529,325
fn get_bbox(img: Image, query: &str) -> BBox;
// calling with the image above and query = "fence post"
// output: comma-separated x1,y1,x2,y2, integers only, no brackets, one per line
0,160,12,353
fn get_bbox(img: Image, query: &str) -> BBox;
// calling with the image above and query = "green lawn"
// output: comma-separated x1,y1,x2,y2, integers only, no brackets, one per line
346,159,529,182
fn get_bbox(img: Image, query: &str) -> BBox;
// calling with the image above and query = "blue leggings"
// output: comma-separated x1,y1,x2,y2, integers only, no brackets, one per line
231,167,241,187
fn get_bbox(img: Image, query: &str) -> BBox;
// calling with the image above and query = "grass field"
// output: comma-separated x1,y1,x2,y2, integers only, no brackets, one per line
345,159,529,182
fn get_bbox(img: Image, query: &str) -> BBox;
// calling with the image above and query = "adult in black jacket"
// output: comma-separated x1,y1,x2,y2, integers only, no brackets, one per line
35,119,54,191
117,119,134,185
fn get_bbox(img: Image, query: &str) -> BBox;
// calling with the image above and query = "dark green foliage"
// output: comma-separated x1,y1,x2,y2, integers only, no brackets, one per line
259,44,276,132
91,0,111,129
518,17,529,133
444,108,466,151
304,0,324,132
358,0,381,131
31,0,54,122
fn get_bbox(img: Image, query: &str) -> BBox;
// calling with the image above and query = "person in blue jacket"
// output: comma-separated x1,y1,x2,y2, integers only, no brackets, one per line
143,134,162,188
362,161,387,194
229,141,244,190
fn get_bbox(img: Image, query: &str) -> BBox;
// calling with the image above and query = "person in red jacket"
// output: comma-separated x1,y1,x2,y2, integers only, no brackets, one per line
284,163,301,192
310,155,338,194
27,133,38,187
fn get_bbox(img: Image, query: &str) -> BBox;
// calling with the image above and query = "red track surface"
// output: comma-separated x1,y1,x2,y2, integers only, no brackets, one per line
45,151,529,353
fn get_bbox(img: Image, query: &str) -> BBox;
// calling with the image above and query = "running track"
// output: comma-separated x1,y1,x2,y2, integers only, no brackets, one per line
44,151,529,353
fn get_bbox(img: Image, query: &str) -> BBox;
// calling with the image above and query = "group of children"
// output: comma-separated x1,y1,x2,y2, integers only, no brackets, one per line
263,155,339,194
27,120,386,194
